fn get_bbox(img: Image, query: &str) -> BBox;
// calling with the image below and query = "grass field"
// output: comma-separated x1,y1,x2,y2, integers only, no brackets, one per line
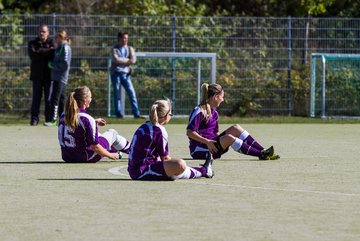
0,123,359,241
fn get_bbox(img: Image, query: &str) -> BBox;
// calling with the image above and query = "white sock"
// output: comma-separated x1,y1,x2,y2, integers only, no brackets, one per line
113,134,129,151
231,138,243,153
239,130,249,141
173,167,202,179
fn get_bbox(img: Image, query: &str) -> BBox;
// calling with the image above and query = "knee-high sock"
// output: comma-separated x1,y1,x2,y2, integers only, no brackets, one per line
173,166,206,179
231,138,262,157
239,130,264,150
113,134,130,154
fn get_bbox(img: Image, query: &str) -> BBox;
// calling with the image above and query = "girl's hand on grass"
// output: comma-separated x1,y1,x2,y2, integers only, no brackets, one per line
108,152,119,160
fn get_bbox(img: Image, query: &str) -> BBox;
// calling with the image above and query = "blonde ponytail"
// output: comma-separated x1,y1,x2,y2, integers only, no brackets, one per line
64,86,90,132
64,92,79,132
149,104,159,125
200,83,211,120
149,99,172,125
200,83,223,121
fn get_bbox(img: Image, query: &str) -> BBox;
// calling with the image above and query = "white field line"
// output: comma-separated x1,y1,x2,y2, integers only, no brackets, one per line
108,166,129,177
108,166,360,197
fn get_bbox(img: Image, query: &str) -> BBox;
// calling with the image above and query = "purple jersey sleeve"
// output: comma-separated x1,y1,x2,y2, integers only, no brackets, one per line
187,106,202,132
79,113,99,146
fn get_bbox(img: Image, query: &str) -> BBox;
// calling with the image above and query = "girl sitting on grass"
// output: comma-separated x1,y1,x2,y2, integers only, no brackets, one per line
128,99,213,180
58,86,130,163
187,83,280,162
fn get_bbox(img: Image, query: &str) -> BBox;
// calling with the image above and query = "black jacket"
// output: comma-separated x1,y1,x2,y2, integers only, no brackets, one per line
28,37,55,81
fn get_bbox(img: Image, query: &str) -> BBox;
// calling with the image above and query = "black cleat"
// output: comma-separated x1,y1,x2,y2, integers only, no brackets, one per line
201,153,214,178
259,146,274,160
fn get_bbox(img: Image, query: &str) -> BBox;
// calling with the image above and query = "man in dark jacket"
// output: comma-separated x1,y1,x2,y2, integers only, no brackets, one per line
28,24,55,126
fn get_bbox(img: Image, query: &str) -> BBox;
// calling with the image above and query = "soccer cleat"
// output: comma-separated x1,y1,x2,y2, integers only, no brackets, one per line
117,151,123,159
43,120,57,127
259,146,274,160
201,153,214,178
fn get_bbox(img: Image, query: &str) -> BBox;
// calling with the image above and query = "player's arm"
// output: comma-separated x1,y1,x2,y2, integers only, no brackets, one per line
91,144,119,160
95,118,106,126
186,129,218,153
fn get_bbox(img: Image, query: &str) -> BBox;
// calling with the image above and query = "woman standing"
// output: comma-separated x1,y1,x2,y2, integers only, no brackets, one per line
45,30,71,126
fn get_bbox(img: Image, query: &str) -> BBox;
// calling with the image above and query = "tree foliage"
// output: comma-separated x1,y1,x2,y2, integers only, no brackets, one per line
1,0,360,17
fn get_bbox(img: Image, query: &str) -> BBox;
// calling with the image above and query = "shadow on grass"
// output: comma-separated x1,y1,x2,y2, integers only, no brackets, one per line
0,160,128,164
38,178,132,181
38,178,174,182
183,158,268,162
0,161,66,164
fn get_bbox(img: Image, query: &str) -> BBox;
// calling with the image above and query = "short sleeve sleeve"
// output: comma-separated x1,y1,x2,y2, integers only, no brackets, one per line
187,107,202,132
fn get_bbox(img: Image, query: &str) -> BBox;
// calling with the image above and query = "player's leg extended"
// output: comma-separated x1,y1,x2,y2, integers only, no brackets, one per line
225,124,264,150
164,158,211,179
219,133,263,157
101,129,130,153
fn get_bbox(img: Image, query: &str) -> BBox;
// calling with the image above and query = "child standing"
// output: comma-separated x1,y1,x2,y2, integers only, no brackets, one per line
187,83,279,161
58,86,130,163
128,99,213,181
45,30,71,126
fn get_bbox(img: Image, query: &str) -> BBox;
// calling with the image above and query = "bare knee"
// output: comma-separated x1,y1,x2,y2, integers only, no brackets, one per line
175,159,187,173
166,158,186,175
233,124,244,132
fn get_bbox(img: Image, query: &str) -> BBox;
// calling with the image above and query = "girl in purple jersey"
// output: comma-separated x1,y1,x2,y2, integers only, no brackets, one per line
187,83,279,161
58,86,130,163
128,99,213,180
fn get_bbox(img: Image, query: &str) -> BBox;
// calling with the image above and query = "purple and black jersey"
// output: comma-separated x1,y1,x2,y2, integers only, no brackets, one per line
58,109,108,162
187,105,220,158
128,122,169,179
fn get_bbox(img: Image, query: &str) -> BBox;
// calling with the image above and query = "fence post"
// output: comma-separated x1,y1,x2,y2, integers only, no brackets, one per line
287,16,292,116
310,54,316,117
171,15,176,114
321,56,326,118
52,13,56,35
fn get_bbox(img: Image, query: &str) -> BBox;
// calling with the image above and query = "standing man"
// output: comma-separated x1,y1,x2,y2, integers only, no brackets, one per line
111,31,144,118
28,24,55,126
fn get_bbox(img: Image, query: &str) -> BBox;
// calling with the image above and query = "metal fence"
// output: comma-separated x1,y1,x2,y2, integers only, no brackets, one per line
1,14,360,116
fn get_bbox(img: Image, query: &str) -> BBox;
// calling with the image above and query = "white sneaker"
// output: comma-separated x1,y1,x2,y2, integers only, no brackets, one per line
43,120,57,126
202,153,214,178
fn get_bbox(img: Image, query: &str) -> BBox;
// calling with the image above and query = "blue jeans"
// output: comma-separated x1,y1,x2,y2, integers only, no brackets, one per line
111,72,140,117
